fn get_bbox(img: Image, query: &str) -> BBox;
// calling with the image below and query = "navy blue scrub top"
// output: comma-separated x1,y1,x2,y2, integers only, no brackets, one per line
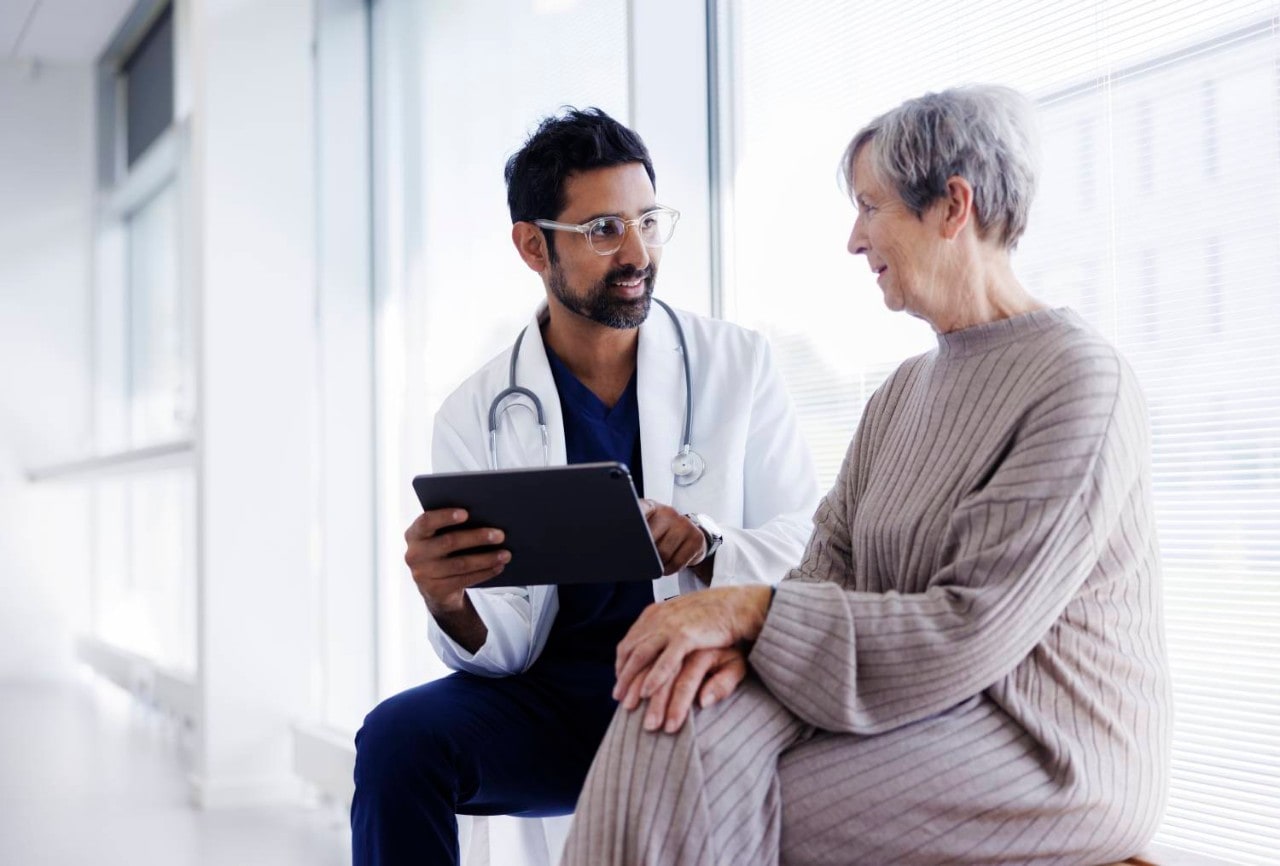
537,342,654,665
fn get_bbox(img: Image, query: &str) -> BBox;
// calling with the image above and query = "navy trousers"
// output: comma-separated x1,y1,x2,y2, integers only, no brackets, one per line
350,657,620,866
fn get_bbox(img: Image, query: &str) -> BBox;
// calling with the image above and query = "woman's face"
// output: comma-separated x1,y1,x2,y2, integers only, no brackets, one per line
846,146,946,320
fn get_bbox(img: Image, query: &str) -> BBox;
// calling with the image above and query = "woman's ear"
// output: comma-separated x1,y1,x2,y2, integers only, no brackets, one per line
512,222,551,273
940,175,974,241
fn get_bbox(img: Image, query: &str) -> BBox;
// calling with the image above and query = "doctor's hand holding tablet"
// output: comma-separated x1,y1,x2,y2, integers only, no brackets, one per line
403,505,508,654
404,506,511,613
406,462,720,628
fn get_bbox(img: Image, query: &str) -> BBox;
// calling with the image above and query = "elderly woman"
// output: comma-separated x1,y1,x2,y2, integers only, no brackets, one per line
559,85,1171,866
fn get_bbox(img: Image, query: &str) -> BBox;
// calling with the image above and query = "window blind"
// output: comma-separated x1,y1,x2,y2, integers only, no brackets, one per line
717,1,1280,861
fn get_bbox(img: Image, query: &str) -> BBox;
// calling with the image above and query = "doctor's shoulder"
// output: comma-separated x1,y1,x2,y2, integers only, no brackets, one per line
434,343,517,428
675,308,771,378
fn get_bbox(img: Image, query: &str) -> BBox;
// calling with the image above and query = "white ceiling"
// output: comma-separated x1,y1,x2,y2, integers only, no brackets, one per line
3,0,136,63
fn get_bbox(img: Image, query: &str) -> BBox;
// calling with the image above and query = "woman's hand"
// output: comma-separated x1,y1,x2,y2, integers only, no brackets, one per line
613,585,773,724
637,646,748,733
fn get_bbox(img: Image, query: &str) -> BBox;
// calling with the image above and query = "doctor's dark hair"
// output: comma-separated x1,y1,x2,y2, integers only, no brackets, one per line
504,107,656,255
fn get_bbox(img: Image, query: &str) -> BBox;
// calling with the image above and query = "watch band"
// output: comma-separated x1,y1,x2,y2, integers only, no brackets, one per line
685,512,724,562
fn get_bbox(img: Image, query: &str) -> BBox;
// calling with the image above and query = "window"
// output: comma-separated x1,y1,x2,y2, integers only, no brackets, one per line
1206,237,1224,335
371,0,632,696
1137,98,1155,195
717,1,1280,860
122,4,174,168
1137,249,1159,344
90,178,195,675
125,181,191,446
88,0,195,675
1078,117,1097,208
92,467,197,674
1202,79,1219,177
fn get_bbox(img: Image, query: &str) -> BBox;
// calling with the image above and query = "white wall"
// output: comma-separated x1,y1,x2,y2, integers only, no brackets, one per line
0,61,95,682
314,0,377,733
187,0,322,807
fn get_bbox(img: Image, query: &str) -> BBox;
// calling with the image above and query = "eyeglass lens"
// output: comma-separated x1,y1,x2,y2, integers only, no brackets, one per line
587,211,676,253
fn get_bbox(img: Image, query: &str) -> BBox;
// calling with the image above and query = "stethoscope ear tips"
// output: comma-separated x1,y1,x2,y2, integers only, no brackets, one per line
671,447,706,487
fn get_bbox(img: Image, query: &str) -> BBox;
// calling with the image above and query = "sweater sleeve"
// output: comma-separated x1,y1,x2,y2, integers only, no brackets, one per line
749,346,1150,734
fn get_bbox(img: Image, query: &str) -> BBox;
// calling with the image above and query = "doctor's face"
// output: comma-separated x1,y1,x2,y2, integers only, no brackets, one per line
545,163,661,329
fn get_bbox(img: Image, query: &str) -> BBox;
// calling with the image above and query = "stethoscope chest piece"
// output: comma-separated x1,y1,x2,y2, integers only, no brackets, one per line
671,445,706,487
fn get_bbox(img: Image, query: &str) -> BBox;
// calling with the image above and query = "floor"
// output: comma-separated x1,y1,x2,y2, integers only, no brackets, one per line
0,677,350,866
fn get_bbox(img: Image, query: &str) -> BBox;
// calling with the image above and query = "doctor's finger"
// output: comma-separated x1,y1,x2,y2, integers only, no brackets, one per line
653,533,686,575
420,526,506,559
644,506,679,540
407,508,469,540
422,549,511,579
416,566,506,604
649,520,693,572
672,533,705,572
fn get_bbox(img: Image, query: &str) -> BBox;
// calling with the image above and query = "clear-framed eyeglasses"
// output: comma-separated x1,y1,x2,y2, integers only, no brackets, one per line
533,206,680,256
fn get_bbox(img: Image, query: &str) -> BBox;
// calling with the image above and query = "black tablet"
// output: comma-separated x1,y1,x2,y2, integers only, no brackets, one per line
411,462,663,588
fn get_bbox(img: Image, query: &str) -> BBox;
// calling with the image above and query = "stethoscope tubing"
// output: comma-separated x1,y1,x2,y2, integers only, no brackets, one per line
487,298,701,484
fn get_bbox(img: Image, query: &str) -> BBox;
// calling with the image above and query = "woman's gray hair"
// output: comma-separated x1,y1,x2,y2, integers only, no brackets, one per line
842,85,1040,250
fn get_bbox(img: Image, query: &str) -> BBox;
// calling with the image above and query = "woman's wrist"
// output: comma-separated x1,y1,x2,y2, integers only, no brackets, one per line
735,584,775,642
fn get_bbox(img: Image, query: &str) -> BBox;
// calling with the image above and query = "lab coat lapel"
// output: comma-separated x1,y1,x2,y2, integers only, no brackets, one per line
510,305,568,467
636,304,682,507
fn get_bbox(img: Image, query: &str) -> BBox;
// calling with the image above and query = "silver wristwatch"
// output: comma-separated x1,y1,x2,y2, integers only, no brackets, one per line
685,512,724,562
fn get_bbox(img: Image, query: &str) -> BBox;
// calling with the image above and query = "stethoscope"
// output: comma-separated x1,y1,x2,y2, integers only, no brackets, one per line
486,297,707,487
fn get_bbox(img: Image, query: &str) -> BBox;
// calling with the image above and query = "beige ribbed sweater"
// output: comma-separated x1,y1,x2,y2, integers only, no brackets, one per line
563,308,1172,866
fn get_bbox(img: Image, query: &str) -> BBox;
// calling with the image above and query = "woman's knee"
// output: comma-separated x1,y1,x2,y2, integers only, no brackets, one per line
608,677,797,774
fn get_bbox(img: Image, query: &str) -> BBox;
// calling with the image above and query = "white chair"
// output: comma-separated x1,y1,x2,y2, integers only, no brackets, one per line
461,814,572,866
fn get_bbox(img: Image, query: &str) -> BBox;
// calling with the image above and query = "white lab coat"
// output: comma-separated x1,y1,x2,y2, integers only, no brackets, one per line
427,302,819,677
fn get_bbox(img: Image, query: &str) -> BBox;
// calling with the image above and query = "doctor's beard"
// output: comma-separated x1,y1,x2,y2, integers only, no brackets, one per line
548,262,655,329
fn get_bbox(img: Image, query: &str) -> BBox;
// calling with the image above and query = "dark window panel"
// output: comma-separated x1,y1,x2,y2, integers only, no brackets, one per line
124,5,174,168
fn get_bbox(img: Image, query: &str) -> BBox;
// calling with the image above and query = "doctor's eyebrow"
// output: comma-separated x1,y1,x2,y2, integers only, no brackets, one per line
571,205,661,223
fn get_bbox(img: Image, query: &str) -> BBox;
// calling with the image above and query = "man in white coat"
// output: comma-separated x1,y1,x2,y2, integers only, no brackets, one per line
350,107,817,866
